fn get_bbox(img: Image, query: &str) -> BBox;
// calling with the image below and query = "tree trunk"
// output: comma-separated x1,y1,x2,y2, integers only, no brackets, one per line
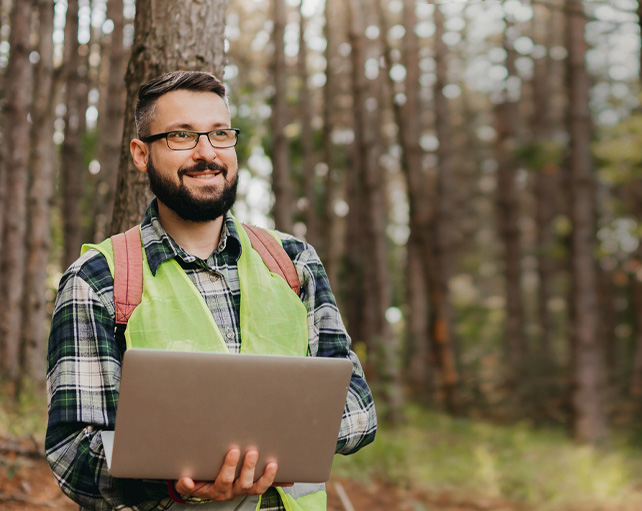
630,0,642,397
19,0,56,389
630,268,642,396
270,0,293,233
321,0,342,291
110,0,229,234
0,0,8,258
347,0,404,424
61,0,87,269
376,0,432,397
638,0,642,82
0,0,32,384
93,0,125,242
565,0,608,443
297,3,317,247
531,2,557,361
494,11,526,367
406,241,431,395
431,2,459,413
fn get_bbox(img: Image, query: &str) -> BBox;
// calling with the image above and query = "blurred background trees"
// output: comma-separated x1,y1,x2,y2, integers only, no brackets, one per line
0,0,640,445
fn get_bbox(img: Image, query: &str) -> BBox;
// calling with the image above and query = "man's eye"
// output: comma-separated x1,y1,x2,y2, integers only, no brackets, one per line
170,131,193,140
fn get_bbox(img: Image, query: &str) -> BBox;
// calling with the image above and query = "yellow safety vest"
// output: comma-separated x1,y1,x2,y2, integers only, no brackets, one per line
83,216,327,511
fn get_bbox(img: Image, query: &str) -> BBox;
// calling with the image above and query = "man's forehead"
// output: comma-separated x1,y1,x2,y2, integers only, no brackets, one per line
152,90,230,127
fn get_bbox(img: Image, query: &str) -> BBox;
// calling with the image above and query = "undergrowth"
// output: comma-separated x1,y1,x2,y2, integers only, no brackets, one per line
0,382,48,440
332,404,642,511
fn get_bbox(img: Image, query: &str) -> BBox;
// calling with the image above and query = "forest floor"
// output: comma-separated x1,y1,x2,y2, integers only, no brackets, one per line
0,435,529,511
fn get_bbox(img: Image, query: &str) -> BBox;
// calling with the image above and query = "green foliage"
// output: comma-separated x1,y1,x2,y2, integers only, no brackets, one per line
0,383,48,440
333,405,642,510
595,113,642,185
514,140,564,172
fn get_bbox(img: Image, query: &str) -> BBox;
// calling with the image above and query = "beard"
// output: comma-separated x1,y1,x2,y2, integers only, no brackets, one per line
146,156,238,222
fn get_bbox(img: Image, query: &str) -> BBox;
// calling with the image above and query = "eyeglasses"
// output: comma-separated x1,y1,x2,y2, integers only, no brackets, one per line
140,128,240,150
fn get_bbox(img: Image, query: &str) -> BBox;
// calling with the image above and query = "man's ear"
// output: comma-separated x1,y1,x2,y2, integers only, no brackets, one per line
130,139,149,173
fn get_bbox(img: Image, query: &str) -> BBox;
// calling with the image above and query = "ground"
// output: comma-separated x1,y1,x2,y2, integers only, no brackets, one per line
0,436,526,511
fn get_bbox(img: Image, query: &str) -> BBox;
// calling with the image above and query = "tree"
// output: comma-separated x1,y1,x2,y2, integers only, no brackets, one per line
111,0,229,233
61,0,87,269
321,0,342,290
398,0,431,395
92,0,125,242
429,1,459,413
565,0,608,443
494,7,526,367
347,0,404,424
0,0,33,385
297,2,318,247
531,2,558,361
20,0,57,388
269,0,294,232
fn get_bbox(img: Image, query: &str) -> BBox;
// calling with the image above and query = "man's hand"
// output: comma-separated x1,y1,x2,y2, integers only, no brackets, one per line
174,448,277,501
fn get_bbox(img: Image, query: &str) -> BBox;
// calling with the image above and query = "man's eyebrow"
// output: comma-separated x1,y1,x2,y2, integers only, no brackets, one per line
164,122,229,131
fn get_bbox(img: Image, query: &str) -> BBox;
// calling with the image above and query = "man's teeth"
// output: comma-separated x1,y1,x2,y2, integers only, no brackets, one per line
191,173,217,179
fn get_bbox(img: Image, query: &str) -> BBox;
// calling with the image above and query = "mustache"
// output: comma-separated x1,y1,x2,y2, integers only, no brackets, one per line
178,161,227,177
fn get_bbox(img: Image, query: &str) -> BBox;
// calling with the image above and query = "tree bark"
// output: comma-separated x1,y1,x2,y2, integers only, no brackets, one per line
61,0,87,269
297,3,318,247
430,2,459,413
377,0,433,397
110,0,229,234
347,0,404,424
494,10,526,367
638,0,642,83
20,0,57,388
321,0,342,291
270,0,293,233
0,0,32,384
565,0,608,443
630,268,642,396
93,0,125,242
531,2,556,360
630,0,642,397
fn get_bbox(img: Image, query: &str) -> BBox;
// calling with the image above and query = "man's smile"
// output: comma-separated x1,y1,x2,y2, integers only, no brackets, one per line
179,161,227,183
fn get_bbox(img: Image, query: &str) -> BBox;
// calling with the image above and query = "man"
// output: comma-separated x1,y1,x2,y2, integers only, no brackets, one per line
45,70,376,511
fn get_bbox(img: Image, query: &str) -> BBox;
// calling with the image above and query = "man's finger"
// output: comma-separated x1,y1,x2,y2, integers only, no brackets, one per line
175,477,196,494
252,462,278,495
235,450,259,492
216,448,242,487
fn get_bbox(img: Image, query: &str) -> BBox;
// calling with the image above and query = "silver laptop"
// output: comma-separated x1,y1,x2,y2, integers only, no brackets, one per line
101,349,352,483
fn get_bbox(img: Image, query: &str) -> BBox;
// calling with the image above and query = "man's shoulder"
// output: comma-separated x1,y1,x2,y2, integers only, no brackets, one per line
58,247,114,294
271,229,318,264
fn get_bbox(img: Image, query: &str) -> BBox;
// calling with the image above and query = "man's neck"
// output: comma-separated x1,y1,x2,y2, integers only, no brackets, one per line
156,201,225,260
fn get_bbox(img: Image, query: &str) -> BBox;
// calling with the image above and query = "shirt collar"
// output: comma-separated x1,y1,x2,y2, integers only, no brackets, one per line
140,199,242,275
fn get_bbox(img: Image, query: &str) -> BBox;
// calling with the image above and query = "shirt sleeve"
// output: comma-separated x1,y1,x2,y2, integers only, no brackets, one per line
280,235,378,455
45,251,172,511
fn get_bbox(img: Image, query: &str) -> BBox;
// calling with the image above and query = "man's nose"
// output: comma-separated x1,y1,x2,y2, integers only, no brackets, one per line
192,133,218,160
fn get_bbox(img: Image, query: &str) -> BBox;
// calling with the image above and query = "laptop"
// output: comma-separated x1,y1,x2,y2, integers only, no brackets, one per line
101,349,352,483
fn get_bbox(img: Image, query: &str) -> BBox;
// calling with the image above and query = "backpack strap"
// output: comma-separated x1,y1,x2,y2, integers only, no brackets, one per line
111,226,144,326
111,223,301,328
242,224,301,297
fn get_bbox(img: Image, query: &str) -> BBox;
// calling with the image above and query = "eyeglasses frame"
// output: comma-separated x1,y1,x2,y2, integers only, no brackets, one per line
140,128,241,150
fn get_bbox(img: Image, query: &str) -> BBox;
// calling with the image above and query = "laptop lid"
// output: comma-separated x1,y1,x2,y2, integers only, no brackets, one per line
103,349,352,483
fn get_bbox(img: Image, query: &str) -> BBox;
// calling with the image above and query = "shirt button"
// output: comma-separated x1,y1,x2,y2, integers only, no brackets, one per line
209,273,218,282
225,327,234,340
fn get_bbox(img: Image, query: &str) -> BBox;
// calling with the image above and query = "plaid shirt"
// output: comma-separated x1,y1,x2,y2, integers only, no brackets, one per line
45,201,376,511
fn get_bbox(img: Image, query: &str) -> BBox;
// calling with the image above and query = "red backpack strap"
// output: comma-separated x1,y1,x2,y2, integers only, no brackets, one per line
111,226,144,326
242,224,301,296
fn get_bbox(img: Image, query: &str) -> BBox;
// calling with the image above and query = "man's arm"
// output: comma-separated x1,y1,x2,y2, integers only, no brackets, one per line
281,236,378,455
45,252,171,510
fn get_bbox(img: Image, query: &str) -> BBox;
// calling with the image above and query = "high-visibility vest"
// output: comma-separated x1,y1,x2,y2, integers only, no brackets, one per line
82,216,328,511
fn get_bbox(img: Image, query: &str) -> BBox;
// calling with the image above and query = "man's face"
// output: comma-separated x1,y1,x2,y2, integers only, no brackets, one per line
134,89,239,222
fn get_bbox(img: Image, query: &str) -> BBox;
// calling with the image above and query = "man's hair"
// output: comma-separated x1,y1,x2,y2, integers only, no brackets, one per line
135,71,227,138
